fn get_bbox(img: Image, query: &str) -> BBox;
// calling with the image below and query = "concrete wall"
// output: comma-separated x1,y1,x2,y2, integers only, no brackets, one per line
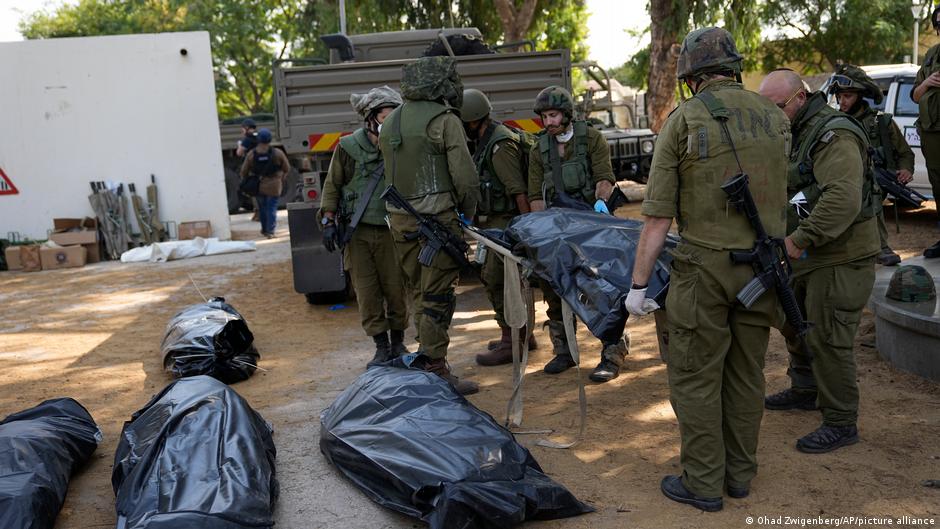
0,31,230,241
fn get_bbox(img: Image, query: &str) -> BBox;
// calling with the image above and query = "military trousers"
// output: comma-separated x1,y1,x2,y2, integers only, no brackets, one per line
920,129,940,214
876,210,892,253
783,257,876,427
479,214,514,329
344,223,409,337
389,212,461,360
665,242,778,498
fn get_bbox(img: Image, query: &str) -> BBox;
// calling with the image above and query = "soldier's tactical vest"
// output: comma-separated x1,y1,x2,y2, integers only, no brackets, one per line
338,128,387,226
538,120,595,204
252,148,279,177
475,123,528,215
789,103,876,234
679,86,789,248
857,108,897,171
379,100,454,200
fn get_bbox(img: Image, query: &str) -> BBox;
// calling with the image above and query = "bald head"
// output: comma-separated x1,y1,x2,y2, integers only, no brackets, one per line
759,69,807,122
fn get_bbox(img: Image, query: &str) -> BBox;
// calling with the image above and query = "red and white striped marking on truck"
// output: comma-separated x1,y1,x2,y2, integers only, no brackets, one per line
306,118,544,153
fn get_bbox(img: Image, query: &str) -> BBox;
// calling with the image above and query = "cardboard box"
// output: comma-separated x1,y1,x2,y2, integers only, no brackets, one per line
179,221,212,240
50,218,102,263
39,245,87,270
20,245,43,272
4,246,23,271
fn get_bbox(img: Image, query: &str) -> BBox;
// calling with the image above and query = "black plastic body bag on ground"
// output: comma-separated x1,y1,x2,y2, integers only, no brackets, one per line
320,362,593,529
0,398,101,529
112,376,278,529
505,209,677,343
160,297,259,384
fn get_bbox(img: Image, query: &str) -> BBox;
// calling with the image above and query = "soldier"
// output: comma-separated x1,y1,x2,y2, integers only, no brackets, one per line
912,5,940,259
378,56,481,395
759,69,879,453
527,85,628,383
319,86,410,366
626,27,789,511
828,64,915,266
459,88,538,366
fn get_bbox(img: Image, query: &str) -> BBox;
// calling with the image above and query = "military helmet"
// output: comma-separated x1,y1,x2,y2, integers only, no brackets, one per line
886,265,936,302
533,85,574,118
676,27,743,80
827,64,884,105
460,88,492,122
257,128,273,144
350,85,402,119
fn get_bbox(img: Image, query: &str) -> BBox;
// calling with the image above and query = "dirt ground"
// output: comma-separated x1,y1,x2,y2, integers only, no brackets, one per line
2,204,939,529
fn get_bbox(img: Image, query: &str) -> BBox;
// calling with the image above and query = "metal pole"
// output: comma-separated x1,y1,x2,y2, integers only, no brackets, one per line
339,0,347,34
915,18,920,65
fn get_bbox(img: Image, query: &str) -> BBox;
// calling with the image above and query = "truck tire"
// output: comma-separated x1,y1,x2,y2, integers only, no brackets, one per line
225,167,243,214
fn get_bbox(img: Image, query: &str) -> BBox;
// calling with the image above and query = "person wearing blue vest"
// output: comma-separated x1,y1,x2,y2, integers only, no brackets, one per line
240,128,289,238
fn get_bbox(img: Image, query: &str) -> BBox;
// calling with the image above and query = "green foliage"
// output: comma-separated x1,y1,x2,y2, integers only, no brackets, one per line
609,47,650,90
761,0,912,73
19,0,590,118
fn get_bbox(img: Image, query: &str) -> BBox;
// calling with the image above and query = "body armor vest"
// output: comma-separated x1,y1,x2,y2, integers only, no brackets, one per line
538,120,594,204
338,128,387,226
379,100,453,200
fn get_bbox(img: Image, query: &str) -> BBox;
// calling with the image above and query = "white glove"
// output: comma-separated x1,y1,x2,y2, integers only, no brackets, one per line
624,286,660,316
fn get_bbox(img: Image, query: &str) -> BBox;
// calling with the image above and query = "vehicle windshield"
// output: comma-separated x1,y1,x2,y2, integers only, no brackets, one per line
894,81,918,116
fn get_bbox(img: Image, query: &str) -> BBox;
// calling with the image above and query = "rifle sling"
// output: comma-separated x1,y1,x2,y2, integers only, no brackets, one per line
345,159,385,239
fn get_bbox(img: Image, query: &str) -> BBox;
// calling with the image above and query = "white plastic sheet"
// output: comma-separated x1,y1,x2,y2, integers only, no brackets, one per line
120,237,255,263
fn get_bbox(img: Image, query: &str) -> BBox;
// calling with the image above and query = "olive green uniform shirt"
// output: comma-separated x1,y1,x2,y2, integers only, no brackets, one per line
527,125,615,201
851,103,915,173
914,44,940,132
321,144,357,214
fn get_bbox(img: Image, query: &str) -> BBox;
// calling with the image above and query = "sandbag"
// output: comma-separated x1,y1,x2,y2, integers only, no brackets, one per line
160,297,259,384
112,376,277,529
506,210,676,342
0,398,101,529
320,362,593,529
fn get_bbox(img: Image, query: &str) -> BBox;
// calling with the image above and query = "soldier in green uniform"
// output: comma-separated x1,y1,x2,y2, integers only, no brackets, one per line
378,56,481,395
760,69,879,453
319,86,410,366
828,65,915,266
627,28,790,512
912,6,940,259
526,85,627,383
459,88,538,366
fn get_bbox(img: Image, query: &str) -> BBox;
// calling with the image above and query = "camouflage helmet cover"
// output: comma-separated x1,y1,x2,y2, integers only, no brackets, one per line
676,26,743,79
350,85,402,118
828,64,884,105
400,56,464,109
886,265,937,302
460,88,492,122
533,85,574,117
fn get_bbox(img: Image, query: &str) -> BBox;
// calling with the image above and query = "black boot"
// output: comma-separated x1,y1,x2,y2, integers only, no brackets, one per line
764,388,817,410
925,239,940,259
877,247,901,266
796,424,859,453
590,335,629,383
369,332,391,365
660,475,722,512
543,321,575,374
390,329,409,358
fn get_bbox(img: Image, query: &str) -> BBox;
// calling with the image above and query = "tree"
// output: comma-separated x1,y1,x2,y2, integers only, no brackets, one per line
760,0,911,73
494,0,539,45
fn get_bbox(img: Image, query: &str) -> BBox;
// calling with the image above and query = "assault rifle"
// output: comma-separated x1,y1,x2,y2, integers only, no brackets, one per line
381,185,471,269
721,173,811,338
870,148,928,208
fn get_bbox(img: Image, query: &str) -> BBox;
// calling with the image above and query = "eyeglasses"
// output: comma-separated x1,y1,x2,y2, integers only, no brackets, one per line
776,88,804,109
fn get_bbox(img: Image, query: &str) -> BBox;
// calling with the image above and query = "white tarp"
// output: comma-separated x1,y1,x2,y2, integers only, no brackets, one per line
120,238,255,263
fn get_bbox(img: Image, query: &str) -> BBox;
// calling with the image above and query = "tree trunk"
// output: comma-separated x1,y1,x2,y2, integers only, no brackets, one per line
648,0,681,133
494,0,539,45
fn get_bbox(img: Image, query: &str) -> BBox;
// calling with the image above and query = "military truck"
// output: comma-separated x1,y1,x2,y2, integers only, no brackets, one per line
275,28,655,302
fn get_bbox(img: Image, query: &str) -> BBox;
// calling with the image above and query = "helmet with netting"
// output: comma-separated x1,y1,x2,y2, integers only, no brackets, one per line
886,265,936,302
676,27,743,80
533,85,574,118
827,64,884,105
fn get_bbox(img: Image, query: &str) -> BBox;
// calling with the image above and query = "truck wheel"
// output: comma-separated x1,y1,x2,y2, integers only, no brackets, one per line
225,167,242,214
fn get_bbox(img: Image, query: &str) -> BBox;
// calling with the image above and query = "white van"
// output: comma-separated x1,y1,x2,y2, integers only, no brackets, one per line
848,64,932,199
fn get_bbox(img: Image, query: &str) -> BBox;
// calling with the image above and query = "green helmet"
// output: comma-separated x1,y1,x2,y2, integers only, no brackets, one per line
460,88,492,122
533,85,574,118
886,265,936,302
828,64,884,105
676,27,743,80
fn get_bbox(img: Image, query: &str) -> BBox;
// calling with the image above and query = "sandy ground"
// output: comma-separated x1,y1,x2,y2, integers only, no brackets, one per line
1,204,939,529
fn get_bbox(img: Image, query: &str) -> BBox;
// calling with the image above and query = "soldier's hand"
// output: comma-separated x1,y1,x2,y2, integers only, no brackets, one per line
784,236,805,260
928,72,940,88
322,223,338,253
897,169,914,184
624,285,659,316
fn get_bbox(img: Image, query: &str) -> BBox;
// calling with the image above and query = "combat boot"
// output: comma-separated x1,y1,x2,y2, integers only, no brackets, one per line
476,327,513,366
368,332,391,365
877,248,901,266
488,329,538,351
590,334,629,383
660,475,722,512
389,329,410,358
796,423,859,453
543,321,575,374
764,388,818,410
925,240,940,259
424,356,479,395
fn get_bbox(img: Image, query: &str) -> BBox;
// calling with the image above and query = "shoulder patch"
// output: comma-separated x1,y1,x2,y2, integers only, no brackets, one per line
820,130,836,144
492,143,501,154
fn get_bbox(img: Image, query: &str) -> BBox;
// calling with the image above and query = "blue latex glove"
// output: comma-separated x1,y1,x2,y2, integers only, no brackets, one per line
594,199,610,215
458,213,473,226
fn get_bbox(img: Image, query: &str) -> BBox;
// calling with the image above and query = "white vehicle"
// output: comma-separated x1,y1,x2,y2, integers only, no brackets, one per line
826,64,932,199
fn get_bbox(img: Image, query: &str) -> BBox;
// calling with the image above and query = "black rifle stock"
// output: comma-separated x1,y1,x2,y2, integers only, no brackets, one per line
380,185,470,269
721,173,811,338
870,149,929,206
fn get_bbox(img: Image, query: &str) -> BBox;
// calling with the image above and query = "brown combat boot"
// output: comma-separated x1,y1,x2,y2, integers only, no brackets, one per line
487,328,538,351
424,357,479,395
477,327,513,366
